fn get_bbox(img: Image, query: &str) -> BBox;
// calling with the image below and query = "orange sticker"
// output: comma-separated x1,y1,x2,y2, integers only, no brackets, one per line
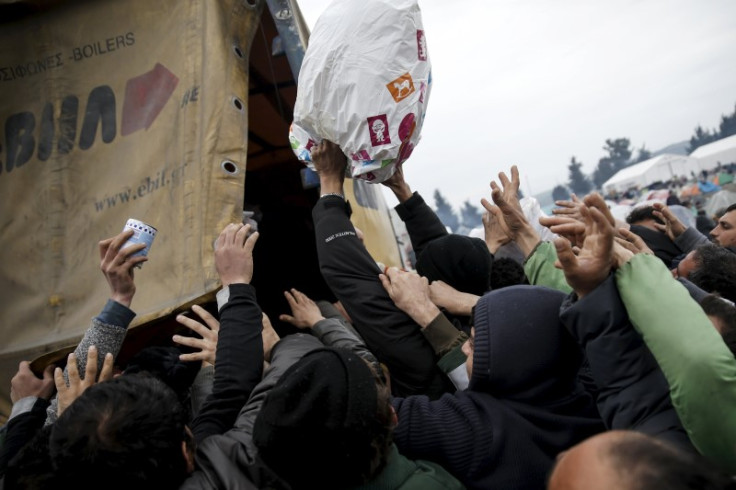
386,73,415,103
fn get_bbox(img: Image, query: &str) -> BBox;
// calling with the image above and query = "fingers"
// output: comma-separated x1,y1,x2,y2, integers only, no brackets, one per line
583,192,615,226
191,305,220,332
244,230,260,255
178,352,207,362
614,236,639,254
590,207,614,252
571,193,580,203
105,230,135,263
378,273,392,293
480,198,494,214
42,364,55,381
84,346,98,383
66,352,80,384
54,366,67,391
99,237,114,261
234,223,251,247
554,237,578,271
172,334,205,349
176,314,211,338
99,353,114,382
279,314,297,326
511,165,520,188
283,290,298,310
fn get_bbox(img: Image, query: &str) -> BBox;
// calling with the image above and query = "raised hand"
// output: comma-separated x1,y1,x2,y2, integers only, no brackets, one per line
11,361,55,403
215,223,259,287
55,345,114,417
279,288,325,329
99,230,148,307
174,305,220,367
482,209,511,254
428,280,479,316
554,205,615,298
652,202,687,240
379,267,439,328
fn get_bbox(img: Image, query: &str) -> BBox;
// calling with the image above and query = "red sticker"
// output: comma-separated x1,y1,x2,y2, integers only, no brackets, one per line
417,30,428,61
367,114,391,146
398,113,416,142
121,63,179,136
351,149,371,161
306,139,316,151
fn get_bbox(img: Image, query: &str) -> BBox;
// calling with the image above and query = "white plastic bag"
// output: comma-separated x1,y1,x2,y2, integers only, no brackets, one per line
289,0,431,183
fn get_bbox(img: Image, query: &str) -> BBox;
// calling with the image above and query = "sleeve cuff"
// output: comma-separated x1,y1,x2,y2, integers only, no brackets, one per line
9,396,39,421
96,299,136,328
216,286,230,312
393,191,423,221
421,313,467,356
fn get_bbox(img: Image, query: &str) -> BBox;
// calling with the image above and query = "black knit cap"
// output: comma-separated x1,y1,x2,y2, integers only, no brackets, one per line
253,347,381,489
416,235,492,296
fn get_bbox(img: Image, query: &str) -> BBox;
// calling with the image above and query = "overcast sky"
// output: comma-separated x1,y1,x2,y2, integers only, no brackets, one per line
293,0,736,211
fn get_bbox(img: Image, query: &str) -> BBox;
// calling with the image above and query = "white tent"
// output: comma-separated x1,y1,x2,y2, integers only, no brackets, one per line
690,134,736,172
602,154,700,193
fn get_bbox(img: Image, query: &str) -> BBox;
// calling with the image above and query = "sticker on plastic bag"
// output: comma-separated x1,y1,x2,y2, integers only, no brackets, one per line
289,0,431,183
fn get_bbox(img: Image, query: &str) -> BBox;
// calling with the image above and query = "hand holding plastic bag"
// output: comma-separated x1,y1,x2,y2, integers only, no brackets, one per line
290,0,431,183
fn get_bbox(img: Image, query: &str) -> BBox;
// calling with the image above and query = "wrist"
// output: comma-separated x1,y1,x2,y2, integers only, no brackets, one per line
111,293,133,308
319,177,344,195
221,277,250,288
391,183,412,203
410,302,441,329
516,225,541,258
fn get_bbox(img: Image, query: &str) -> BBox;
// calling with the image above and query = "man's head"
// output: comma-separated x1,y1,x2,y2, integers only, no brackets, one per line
548,430,734,490
686,244,736,303
710,203,736,247
416,235,492,296
253,348,394,490
49,374,192,490
626,205,664,230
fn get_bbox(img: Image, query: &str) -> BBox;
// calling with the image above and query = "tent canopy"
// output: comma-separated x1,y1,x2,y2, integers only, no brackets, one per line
603,154,701,193
690,134,736,172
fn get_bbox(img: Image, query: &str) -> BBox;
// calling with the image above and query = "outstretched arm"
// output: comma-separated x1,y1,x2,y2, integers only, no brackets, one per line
616,253,736,471
190,224,263,444
45,230,146,425
311,141,450,398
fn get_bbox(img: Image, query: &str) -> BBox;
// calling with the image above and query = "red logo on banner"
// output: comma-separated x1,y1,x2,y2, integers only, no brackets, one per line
367,114,391,146
121,63,179,136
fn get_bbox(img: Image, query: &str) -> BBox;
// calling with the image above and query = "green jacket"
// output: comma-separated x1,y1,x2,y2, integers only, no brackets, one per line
523,241,572,294
357,445,464,490
616,254,736,471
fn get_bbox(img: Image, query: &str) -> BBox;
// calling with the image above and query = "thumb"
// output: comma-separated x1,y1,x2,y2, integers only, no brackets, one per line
379,273,392,293
279,314,296,325
42,364,55,381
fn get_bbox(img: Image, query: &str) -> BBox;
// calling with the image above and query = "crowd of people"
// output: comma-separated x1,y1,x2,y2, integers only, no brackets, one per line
2,140,736,489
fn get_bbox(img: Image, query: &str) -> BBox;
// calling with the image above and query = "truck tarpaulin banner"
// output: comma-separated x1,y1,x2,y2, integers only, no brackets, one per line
0,0,260,418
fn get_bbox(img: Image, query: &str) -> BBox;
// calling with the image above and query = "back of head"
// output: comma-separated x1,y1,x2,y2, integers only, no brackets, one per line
690,245,736,303
49,374,189,490
490,257,528,289
469,285,583,404
607,431,736,490
549,431,736,490
626,205,663,226
253,348,392,490
416,235,492,296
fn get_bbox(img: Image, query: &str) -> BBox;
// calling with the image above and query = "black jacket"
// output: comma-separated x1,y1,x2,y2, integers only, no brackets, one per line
313,195,452,399
391,286,603,489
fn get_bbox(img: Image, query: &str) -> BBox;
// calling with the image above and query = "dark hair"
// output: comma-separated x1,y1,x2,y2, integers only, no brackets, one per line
490,257,528,290
701,294,736,357
4,425,58,488
726,203,736,214
49,374,189,490
690,245,736,303
253,348,393,490
608,432,736,490
626,206,664,225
